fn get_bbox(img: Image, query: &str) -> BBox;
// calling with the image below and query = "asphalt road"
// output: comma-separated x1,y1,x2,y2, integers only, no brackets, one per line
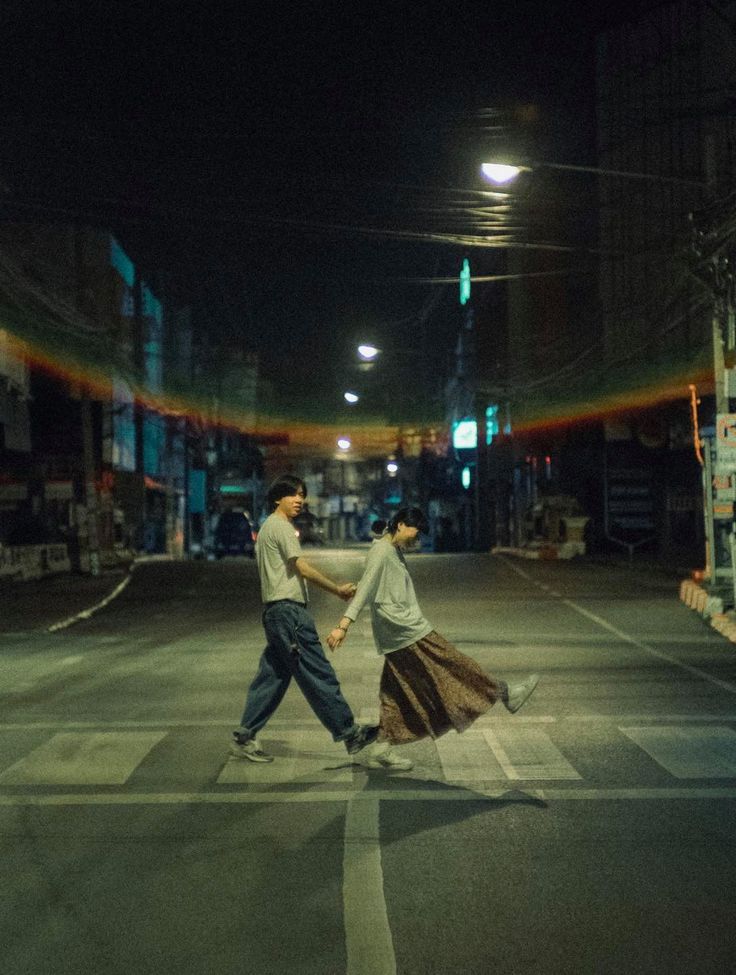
2,550,736,974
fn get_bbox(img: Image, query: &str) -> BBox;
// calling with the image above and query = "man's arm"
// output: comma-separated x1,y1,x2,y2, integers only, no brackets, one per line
293,556,356,601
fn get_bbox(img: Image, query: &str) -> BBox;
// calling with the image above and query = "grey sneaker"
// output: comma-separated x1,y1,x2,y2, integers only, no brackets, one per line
505,674,540,714
230,735,274,763
356,747,413,771
345,724,380,755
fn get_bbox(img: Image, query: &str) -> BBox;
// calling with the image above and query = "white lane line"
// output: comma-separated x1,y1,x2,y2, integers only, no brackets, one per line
0,731,165,785
1,787,736,806
483,728,581,781
621,726,736,778
343,797,396,975
554,714,736,723
3,714,736,732
218,729,353,785
435,729,506,782
498,555,736,696
47,573,132,632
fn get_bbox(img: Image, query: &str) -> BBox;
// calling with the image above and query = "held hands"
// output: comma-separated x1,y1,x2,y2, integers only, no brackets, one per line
327,627,346,650
336,582,357,601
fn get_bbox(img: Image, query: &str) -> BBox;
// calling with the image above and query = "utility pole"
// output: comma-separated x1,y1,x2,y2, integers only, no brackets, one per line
133,266,146,552
74,224,100,576
691,210,736,601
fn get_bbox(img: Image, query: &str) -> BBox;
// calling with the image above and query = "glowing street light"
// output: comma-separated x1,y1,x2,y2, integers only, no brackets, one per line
344,391,359,404
386,461,399,475
357,344,380,361
480,162,524,185
337,437,351,451
481,158,704,188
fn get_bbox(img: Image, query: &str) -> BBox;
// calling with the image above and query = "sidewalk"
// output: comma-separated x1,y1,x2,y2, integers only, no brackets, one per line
0,567,130,634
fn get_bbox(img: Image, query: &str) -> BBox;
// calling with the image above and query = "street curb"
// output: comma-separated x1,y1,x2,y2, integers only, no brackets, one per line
491,543,586,560
678,576,736,644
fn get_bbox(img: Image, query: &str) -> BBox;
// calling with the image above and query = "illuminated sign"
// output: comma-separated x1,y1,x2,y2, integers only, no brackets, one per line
459,258,471,305
452,406,502,450
452,419,477,449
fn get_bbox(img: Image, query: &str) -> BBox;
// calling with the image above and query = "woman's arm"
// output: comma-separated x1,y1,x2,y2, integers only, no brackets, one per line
326,545,385,649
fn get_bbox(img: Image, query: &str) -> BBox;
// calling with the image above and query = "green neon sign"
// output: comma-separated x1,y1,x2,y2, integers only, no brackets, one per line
459,258,471,305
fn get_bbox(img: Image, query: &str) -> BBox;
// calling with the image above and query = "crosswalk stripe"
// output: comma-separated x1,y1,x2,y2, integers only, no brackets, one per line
483,728,582,780
0,731,166,785
620,726,736,779
217,729,354,784
435,729,506,781
3,723,736,789
2,787,736,806
3,714,736,730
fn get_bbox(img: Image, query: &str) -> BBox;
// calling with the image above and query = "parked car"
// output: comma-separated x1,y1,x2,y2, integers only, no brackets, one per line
213,509,256,558
293,509,325,546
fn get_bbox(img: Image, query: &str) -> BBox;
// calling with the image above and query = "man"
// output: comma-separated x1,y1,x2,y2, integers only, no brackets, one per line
231,473,382,764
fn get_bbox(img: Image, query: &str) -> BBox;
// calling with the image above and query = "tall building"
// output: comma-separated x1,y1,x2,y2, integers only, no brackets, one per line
594,0,736,563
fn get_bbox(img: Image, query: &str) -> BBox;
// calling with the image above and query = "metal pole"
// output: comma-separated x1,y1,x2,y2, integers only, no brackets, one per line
74,225,100,576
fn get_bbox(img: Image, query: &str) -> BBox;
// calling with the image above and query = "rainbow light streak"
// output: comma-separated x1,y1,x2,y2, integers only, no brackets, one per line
1,322,714,459
1,328,403,459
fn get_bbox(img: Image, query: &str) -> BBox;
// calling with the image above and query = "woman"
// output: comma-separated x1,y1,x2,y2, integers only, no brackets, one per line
327,507,540,771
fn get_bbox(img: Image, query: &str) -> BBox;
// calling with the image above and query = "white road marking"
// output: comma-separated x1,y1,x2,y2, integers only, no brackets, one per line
620,726,736,778
343,796,396,975
47,573,132,631
436,729,505,781
0,731,165,785
1,787,736,806
498,555,736,695
1,714,735,734
3,718,736,792
218,729,353,784
483,728,581,780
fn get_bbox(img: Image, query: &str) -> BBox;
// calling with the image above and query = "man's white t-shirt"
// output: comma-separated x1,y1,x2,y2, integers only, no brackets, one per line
256,513,307,604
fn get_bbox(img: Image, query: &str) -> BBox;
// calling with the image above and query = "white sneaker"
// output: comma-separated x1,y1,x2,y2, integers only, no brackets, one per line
355,744,413,771
351,739,391,766
505,673,540,714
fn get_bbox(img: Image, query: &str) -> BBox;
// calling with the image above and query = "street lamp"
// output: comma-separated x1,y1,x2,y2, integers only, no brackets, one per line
343,391,359,404
480,159,705,188
357,343,380,361
337,437,351,451
480,163,525,184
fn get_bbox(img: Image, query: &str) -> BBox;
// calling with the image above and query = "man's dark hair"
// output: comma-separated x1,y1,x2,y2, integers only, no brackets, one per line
267,473,307,509
387,507,428,535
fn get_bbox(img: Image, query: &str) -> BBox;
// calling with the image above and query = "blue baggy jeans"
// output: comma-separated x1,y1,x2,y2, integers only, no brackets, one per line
237,600,359,742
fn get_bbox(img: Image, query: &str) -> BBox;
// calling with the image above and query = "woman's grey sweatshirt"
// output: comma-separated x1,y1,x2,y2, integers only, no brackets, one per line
343,537,433,654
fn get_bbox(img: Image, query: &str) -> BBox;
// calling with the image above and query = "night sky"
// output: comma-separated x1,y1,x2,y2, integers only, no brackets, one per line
0,0,658,414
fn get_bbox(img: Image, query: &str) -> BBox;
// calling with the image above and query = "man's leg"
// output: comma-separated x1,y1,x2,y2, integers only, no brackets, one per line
232,641,292,760
284,606,377,747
